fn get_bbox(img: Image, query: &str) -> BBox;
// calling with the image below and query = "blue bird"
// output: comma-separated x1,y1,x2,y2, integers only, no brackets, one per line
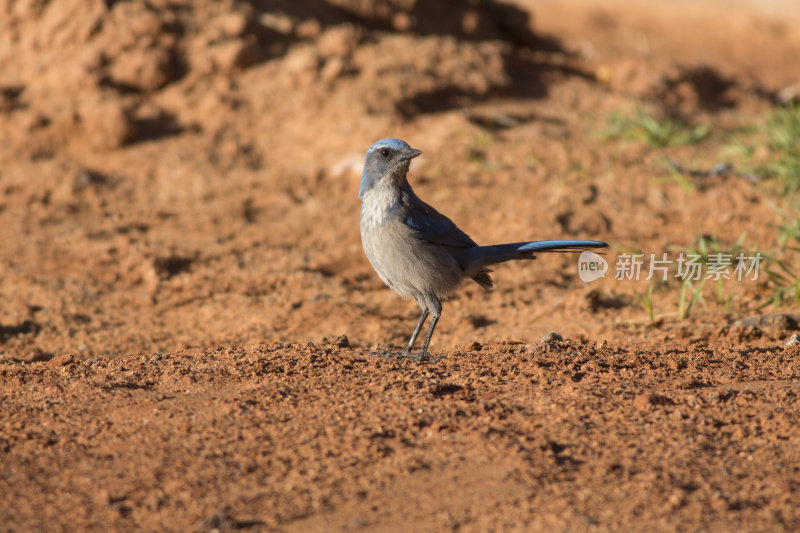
359,138,607,359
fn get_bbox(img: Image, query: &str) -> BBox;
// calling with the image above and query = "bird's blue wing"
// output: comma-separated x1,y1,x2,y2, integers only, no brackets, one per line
402,195,477,249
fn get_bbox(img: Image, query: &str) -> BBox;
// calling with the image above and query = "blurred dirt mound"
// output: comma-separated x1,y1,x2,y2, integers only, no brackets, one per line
0,0,567,157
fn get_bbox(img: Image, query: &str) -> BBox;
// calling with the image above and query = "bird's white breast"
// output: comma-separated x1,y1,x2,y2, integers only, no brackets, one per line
360,184,401,229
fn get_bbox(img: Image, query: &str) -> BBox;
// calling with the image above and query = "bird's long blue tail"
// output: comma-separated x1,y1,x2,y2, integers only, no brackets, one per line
461,240,607,290
514,240,607,253
466,240,607,268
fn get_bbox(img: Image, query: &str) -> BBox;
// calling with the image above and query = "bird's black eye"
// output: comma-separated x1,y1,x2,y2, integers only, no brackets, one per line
380,148,390,157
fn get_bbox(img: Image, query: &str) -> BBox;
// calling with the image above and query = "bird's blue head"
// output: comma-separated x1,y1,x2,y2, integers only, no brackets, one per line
358,138,422,199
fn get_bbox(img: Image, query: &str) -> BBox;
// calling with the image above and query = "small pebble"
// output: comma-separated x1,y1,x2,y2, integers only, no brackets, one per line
47,354,74,367
541,332,563,343
786,333,800,346
333,335,350,348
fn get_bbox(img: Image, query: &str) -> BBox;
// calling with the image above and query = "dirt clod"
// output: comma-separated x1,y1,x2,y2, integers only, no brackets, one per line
541,331,563,343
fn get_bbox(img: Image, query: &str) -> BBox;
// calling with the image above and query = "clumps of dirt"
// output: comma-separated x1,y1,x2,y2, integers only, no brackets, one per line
713,313,800,344
367,36,511,115
0,0,571,158
2,340,799,530
652,65,740,114
1,0,266,152
646,64,780,121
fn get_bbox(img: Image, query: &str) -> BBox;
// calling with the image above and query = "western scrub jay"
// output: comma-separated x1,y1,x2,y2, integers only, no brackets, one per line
359,138,607,359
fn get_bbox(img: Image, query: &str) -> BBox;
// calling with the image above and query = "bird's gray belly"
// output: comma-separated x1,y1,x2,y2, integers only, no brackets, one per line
361,220,464,300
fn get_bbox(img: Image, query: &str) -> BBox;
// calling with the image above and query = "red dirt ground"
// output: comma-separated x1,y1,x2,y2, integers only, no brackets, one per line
2,0,799,531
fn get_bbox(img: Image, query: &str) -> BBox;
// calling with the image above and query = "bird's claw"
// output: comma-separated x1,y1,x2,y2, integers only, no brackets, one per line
408,351,445,363
369,349,444,362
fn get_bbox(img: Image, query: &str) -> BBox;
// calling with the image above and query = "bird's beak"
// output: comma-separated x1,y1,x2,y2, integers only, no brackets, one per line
398,148,422,161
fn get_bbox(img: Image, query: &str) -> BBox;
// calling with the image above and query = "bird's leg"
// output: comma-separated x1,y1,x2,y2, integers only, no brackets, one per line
369,310,428,359
411,296,443,361
416,313,440,359
403,310,429,356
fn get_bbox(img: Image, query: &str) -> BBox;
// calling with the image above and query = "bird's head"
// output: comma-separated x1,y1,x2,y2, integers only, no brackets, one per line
358,138,422,198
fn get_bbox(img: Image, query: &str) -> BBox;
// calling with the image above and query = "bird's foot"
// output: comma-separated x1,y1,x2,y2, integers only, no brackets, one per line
369,349,444,362
408,351,445,363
